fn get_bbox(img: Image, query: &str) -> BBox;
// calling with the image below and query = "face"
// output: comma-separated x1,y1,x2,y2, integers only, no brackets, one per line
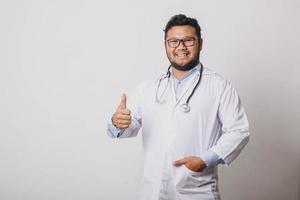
165,25,202,71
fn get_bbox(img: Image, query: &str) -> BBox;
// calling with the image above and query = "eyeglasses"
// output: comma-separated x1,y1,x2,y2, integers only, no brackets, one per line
166,37,197,48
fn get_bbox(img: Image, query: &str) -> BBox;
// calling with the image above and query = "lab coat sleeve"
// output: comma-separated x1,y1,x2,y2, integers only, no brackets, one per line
106,83,143,139
210,80,250,166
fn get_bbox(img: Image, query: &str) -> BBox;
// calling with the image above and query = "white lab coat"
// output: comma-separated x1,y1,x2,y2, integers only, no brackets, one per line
107,67,250,200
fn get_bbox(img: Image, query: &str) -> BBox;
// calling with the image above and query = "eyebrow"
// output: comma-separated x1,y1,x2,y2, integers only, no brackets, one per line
166,36,196,40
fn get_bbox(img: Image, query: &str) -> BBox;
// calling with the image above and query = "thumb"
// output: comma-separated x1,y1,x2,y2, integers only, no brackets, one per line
173,158,187,166
119,93,127,109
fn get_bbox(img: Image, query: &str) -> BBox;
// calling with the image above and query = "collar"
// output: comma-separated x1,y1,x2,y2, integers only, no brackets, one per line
170,63,202,82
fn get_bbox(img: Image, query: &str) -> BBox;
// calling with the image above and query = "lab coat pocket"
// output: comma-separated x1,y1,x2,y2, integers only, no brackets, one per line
174,165,215,194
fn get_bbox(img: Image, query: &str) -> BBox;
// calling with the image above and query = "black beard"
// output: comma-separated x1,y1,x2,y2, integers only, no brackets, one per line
169,53,200,71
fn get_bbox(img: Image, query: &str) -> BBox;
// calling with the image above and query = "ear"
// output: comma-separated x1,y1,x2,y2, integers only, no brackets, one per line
164,40,168,48
164,40,169,53
198,38,203,51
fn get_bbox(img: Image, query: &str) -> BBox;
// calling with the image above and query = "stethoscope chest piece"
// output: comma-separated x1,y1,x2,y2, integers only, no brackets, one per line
181,103,190,113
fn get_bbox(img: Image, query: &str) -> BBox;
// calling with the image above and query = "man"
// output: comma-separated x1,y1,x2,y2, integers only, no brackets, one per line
107,14,249,200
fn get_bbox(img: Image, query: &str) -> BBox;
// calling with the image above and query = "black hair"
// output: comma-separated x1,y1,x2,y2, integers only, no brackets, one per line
164,14,201,41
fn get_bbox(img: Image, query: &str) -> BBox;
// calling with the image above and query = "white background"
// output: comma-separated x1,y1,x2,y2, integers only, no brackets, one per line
1,0,299,199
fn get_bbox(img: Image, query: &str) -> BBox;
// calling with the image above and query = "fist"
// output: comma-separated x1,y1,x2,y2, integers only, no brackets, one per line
173,156,207,172
112,93,132,129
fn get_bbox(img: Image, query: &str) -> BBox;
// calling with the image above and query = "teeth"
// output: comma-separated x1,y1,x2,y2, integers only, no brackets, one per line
176,52,188,56
176,52,188,57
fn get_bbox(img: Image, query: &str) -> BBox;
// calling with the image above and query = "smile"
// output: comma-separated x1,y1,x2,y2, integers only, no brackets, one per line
175,52,190,57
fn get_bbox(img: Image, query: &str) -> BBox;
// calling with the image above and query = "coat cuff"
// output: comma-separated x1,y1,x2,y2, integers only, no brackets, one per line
201,150,224,167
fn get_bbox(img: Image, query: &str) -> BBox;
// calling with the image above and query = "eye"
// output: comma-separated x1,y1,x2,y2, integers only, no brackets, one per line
183,38,196,47
167,39,180,48
184,38,195,42
169,39,179,44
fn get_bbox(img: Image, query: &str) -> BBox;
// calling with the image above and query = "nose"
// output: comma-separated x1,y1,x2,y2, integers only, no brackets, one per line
177,40,187,49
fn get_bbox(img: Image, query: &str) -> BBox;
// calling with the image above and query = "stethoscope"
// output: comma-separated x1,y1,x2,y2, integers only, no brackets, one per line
155,63,203,113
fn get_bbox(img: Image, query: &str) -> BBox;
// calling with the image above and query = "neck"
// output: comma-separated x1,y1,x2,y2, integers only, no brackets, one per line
170,59,200,79
171,61,201,80
171,67,189,80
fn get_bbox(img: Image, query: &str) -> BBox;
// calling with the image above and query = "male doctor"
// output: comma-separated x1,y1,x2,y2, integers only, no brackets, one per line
107,14,250,200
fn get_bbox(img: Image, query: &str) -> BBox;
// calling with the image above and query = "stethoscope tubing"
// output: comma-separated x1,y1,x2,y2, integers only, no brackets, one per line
156,63,203,112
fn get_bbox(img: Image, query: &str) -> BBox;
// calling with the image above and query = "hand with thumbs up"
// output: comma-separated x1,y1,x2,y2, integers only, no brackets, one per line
112,93,132,129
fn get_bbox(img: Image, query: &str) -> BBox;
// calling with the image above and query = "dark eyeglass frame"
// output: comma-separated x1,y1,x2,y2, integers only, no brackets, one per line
165,37,197,48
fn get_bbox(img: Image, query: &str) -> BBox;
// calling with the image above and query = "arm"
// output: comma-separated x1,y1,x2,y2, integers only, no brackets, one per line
173,80,248,171
210,80,250,166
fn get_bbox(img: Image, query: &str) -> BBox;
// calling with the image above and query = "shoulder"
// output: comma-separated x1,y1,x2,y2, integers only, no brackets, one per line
202,66,237,96
203,67,229,85
127,73,163,104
